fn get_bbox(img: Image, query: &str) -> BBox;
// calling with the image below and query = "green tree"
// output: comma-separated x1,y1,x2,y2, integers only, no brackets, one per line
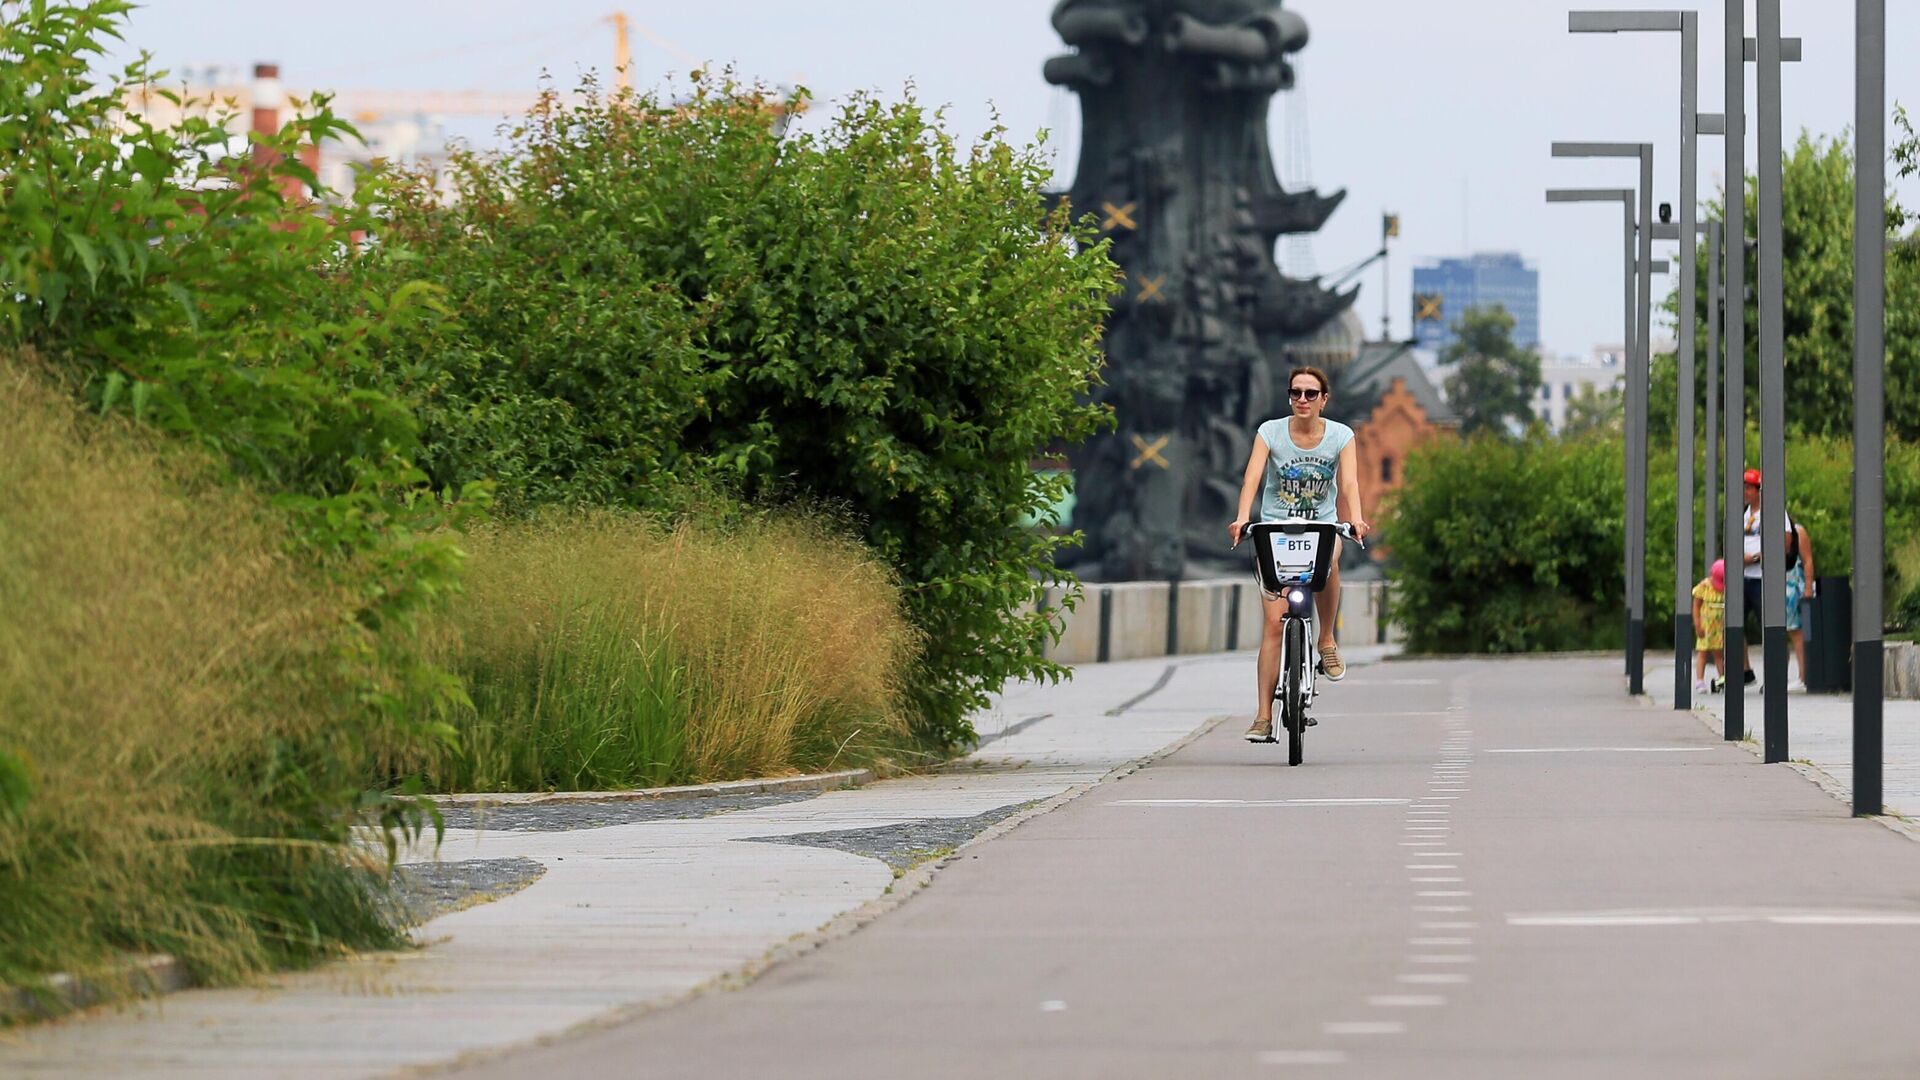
1438,305,1543,437
353,78,1117,747
1667,123,1920,442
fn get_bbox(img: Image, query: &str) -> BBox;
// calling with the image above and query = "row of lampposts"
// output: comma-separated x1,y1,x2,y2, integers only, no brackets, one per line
1548,3,1887,816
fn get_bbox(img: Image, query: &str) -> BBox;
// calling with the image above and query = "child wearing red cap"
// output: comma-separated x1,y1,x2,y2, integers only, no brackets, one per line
1693,558,1728,694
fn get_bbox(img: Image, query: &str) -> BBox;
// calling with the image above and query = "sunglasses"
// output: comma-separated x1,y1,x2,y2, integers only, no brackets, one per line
1288,387,1324,401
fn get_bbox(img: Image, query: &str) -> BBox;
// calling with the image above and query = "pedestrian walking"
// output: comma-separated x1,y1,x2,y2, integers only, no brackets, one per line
1786,519,1817,691
1738,469,1795,689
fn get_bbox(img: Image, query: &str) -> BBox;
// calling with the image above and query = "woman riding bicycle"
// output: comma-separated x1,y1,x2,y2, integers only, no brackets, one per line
1227,366,1370,742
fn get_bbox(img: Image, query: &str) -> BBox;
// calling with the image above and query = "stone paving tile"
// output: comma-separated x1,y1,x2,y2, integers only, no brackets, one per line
391,857,546,925
740,802,1038,870
1648,656,1920,820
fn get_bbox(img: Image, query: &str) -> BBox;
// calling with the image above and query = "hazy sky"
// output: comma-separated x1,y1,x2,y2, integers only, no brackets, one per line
110,1,1918,359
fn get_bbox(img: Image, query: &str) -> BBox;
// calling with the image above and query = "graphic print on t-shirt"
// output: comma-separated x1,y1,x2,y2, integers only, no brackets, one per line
1271,456,1337,516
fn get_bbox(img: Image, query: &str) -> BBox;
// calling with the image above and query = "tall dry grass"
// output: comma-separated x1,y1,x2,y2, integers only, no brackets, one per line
420,508,921,792
0,357,403,999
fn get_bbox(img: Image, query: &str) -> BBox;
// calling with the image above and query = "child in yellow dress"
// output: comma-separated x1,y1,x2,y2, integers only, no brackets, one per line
1692,558,1728,693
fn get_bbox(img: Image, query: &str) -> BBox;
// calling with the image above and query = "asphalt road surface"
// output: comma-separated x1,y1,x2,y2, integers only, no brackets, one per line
450,657,1920,1079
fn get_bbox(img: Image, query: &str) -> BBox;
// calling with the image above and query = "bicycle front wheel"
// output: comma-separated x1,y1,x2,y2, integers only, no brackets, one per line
1284,617,1306,766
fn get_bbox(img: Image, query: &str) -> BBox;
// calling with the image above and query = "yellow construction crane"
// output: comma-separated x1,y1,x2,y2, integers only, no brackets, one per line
606,12,631,92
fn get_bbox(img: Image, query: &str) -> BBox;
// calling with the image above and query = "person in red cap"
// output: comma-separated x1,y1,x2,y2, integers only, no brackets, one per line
1738,469,1810,689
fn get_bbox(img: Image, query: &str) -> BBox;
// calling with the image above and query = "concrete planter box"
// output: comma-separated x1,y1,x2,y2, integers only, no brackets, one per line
1888,640,1920,700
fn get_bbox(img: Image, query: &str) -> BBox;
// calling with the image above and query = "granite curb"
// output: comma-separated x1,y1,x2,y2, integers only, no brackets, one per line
0,954,192,1025
427,769,874,809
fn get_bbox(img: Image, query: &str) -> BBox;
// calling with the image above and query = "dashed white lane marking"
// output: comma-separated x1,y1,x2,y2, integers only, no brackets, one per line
1369,995,1446,1007
1508,911,1920,927
1405,864,1457,870
1399,973,1471,985
1258,1050,1349,1066
1409,954,1476,963
1109,799,1410,806
1418,890,1472,897
1401,841,1447,847
1424,851,1463,857
1415,905,1472,913
1771,914,1920,925
1324,1021,1406,1035
1483,747,1714,754
1409,937,1473,946
1411,877,1464,883
1039,1000,1067,1012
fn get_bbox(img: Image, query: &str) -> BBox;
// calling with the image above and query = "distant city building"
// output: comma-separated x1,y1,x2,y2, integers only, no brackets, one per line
1531,347,1627,432
1410,252,1541,355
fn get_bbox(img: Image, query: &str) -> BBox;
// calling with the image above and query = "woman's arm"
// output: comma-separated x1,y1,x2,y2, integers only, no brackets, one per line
1230,434,1270,545
1336,439,1370,540
1693,593,1704,634
1797,523,1816,593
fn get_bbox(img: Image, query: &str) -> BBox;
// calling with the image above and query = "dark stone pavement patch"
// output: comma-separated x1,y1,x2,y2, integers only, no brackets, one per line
737,802,1037,871
391,857,547,926
437,792,817,833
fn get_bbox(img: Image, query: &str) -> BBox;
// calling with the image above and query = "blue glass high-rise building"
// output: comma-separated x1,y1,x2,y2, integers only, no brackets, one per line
1410,253,1540,354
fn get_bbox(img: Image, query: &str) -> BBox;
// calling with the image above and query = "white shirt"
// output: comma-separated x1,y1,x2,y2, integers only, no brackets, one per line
1742,505,1791,580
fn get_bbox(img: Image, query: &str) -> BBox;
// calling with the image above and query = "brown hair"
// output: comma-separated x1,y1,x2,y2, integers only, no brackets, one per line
1288,366,1331,396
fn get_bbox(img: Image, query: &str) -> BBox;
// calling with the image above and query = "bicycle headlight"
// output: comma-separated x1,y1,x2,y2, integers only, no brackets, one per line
1288,589,1307,604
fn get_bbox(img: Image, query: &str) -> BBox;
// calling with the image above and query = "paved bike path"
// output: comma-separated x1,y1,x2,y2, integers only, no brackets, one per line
452,656,1920,1080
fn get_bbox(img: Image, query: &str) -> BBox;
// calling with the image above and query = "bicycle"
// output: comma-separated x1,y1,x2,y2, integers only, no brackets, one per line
1237,519,1360,766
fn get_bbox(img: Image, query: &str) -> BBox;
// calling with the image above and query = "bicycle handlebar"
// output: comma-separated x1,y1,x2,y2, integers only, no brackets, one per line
1232,520,1366,551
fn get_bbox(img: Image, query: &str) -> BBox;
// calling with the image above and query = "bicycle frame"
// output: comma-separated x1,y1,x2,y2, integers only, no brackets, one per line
1242,520,1352,764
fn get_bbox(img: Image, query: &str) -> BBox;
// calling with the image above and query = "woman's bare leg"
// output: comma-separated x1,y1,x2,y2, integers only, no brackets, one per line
1257,595,1285,720
1314,542,1343,652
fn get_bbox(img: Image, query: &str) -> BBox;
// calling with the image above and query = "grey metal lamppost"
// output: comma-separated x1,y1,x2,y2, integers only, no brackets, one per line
1721,1,1748,743
1553,143,1655,696
1756,0,1790,763
1549,187,1637,676
1854,0,1886,815
1569,11,1701,711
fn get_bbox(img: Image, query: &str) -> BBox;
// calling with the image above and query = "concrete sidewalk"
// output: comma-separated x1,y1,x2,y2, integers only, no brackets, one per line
2,649,1347,1079
1644,652,1920,825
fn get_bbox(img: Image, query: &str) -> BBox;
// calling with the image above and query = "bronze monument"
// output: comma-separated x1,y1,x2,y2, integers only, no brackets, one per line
1046,0,1356,579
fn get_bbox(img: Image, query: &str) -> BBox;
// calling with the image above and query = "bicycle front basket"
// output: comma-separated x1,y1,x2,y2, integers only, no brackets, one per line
1249,521,1339,595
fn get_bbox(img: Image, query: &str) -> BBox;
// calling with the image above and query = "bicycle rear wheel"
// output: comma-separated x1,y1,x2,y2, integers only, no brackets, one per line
1284,617,1306,766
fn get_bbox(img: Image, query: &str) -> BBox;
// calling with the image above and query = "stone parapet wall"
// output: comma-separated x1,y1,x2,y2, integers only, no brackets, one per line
1040,578,1400,664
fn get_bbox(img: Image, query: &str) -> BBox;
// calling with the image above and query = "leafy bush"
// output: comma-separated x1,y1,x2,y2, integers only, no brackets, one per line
0,359,406,995
416,509,920,792
1386,426,1920,652
1383,432,1624,653
353,78,1115,747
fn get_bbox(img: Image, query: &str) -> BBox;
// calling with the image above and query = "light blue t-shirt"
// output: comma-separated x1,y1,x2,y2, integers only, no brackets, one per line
1257,417,1353,522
